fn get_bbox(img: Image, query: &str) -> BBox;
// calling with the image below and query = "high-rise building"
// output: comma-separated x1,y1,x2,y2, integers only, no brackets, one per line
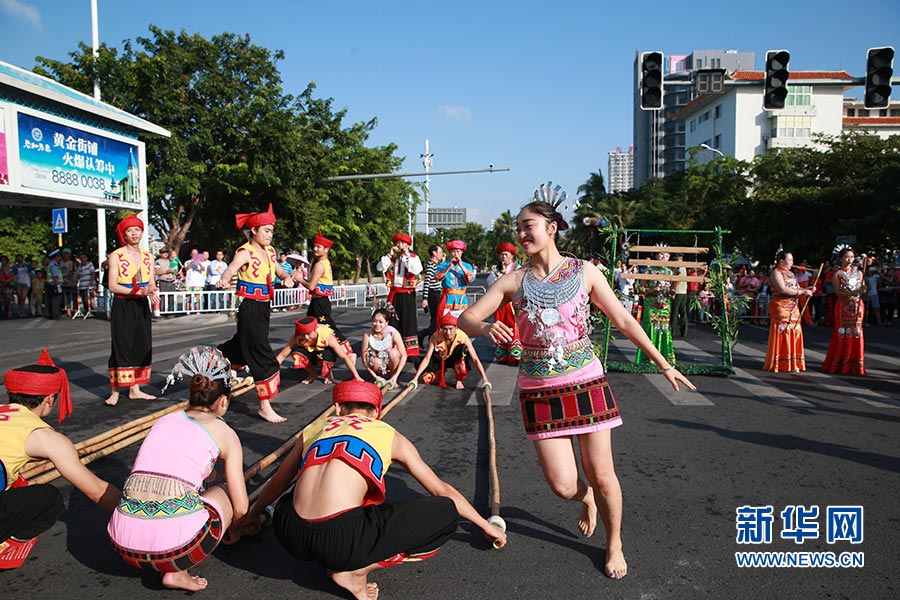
676,70,856,162
633,49,755,186
607,146,634,194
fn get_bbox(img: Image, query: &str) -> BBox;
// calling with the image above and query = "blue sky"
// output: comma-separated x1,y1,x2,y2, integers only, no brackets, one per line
1,0,898,228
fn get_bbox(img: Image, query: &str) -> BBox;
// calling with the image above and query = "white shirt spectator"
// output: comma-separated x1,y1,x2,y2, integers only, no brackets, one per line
185,258,209,290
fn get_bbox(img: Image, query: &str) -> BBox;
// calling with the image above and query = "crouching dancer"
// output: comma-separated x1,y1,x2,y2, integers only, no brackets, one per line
242,380,506,599
1,350,120,567
107,348,248,591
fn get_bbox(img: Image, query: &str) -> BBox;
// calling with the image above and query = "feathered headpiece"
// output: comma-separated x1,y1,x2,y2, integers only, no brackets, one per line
161,346,233,394
533,181,567,209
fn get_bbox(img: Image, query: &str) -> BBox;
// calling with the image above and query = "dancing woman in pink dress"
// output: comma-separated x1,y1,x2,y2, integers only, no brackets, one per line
459,195,695,580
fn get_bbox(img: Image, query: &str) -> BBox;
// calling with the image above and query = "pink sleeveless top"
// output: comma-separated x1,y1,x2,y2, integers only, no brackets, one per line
513,257,604,391
131,411,220,486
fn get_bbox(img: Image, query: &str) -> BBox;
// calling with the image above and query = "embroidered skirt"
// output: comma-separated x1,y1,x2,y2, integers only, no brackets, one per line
110,498,223,573
519,358,622,440
763,296,806,372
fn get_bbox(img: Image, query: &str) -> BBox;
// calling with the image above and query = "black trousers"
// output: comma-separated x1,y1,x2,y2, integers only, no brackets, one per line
218,298,278,383
670,293,689,337
308,296,347,342
419,289,442,346
273,494,458,572
0,484,64,542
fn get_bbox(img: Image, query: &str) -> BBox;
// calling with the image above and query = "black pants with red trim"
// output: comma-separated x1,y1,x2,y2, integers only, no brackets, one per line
0,484,64,542
218,298,278,384
273,494,458,572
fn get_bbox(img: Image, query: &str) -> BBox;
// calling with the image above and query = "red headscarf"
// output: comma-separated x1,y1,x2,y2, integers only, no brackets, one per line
294,316,319,335
392,233,412,245
333,380,382,418
446,240,466,251
116,214,144,246
440,313,458,327
4,349,72,423
496,242,517,255
235,203,277,230
313,231,333,249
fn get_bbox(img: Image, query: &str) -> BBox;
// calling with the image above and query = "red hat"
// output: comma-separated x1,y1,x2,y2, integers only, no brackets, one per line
116,214,144,245
392,233,412,245
496,242,517,255
313,231,333,249
333,380,382,418
440,313,458,327
446,240,466,251
235,203,277,230
4,349,72,423
294,317,319,335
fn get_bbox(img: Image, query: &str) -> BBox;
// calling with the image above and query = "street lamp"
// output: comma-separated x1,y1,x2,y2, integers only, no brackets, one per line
699,143,725,158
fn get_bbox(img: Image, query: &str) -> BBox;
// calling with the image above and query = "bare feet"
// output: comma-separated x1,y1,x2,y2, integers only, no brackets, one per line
455,380,465,390
328,570,378,600
324,376,335,384
104,392,120,406
578,489,598,537
258,401,287,424
302,370,316,385
605,545,628,579
129,389,157,400
162,570,208,591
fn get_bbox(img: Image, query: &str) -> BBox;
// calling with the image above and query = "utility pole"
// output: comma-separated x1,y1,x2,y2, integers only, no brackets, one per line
421,139,433,234
91,0,107,268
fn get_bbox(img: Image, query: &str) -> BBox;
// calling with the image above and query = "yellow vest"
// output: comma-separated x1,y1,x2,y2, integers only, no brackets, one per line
113,247,153,290
236,242,277,300
300,414,395,506
0,404,50,490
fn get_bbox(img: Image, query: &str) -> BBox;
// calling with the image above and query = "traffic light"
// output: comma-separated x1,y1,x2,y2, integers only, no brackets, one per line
640,51,664,110
864,46,894,109
763,50,790,110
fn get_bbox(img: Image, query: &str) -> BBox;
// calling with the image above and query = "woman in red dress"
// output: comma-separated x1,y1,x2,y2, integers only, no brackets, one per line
821,247,866,375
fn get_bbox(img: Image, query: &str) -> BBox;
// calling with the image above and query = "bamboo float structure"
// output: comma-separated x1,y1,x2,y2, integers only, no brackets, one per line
482,384,505,549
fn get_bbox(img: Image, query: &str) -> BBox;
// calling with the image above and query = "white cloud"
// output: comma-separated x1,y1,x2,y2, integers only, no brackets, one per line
0,0,42,29
437,104,471,124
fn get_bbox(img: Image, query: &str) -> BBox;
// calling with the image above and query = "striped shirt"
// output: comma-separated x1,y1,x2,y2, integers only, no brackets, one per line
423,260,441,292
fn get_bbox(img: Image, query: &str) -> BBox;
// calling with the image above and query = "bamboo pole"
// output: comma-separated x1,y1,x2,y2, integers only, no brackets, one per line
29,428,152,485
483,385,504,549
21,401,188,479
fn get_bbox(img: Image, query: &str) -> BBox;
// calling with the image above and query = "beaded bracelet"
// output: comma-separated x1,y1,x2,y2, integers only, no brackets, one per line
659,365,676,373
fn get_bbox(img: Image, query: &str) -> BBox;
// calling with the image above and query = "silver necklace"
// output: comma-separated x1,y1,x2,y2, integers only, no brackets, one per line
522,260,580,326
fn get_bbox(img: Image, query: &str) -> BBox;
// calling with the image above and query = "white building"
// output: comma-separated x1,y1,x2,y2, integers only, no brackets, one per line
842,98,900,139
675,70,855,162
607,146,634,193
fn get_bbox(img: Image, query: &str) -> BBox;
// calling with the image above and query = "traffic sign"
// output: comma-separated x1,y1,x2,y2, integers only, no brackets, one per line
52,208,68,234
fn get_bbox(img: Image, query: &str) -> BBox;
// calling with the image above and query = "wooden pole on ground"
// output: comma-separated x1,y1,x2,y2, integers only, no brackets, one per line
21,401,189,480
482,384,505,548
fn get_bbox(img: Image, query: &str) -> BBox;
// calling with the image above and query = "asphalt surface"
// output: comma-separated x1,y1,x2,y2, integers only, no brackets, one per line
1,305,898,599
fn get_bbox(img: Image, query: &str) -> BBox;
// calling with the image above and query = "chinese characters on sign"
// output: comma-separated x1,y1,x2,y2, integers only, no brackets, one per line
736,505,863,544
16,112,141,205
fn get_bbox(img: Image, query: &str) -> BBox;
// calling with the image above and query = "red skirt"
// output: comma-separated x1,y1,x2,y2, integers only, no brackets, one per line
821,297,866,375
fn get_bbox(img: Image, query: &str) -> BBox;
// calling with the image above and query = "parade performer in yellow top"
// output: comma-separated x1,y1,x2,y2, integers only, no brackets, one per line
217,203,295,423
240,380,506,600
2,350,119,568
105,214,157,407
277,317,362,384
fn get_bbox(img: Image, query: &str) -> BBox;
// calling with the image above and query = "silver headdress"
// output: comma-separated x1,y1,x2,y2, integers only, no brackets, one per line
161,346,234,394
533,181,567,210
371,298,396,318
832,243,852,259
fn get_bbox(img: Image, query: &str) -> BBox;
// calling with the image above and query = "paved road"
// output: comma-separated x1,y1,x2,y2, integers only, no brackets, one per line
1,309,898,599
